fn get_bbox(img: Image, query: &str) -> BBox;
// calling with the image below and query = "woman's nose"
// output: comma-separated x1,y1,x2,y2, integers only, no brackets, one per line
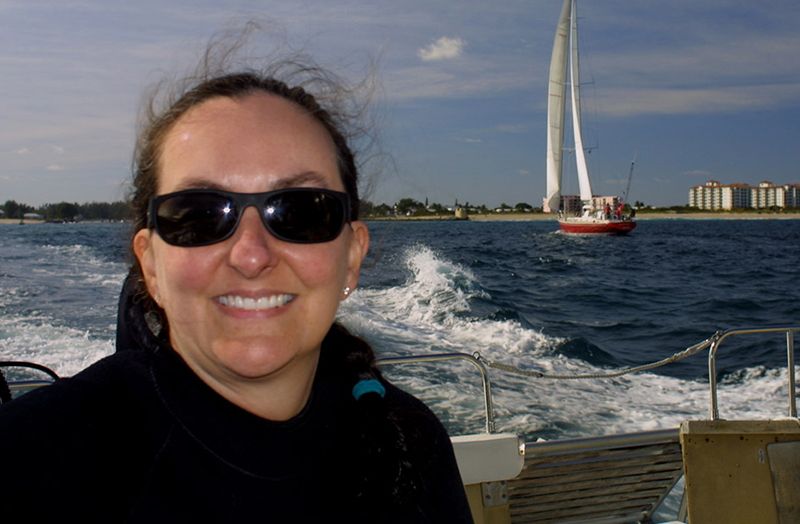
227,207,276,277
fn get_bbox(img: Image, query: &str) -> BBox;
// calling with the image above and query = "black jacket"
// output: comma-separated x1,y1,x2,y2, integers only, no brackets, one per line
0,279,472,523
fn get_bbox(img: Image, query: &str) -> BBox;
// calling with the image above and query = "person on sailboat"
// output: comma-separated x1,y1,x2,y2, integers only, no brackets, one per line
0,32,472,523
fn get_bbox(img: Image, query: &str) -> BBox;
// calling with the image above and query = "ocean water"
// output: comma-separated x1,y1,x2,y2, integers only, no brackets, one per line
1,220,798,442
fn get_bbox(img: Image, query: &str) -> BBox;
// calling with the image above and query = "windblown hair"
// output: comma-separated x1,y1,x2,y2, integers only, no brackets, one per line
126,30,416,515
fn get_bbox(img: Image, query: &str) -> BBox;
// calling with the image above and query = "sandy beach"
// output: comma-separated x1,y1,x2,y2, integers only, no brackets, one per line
0,218,45,225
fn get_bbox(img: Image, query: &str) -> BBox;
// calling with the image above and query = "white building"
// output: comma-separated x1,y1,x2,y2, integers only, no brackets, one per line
785,184,800,207
592,195,620,210
559,195,583,214
690,180,799,210
553,195,620,214
689,180,724,210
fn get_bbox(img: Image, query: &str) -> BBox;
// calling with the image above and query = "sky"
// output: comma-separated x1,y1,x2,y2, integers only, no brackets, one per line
1,0,799,208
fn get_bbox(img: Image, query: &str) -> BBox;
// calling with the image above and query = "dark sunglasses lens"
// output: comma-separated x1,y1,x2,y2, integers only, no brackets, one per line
156,193,237,246
265,191,345,242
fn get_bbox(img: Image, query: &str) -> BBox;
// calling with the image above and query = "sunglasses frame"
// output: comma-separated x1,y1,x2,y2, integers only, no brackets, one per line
147,187,352,247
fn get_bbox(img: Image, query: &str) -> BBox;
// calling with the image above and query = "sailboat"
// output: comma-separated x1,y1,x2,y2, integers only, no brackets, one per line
543,0,636,235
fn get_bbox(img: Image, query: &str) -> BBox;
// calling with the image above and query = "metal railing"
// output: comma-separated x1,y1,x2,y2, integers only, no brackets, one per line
376,352,496,433
375,326,800,431
708,326,800,420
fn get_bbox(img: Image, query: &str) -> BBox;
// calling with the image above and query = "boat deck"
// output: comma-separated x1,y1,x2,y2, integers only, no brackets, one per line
508,429,682,523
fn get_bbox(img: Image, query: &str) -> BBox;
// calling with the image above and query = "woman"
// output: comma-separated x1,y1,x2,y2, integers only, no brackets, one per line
0,58,472,522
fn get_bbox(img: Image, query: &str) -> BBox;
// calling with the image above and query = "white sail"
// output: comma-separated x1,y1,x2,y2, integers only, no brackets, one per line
548,0,637,234
543,0,571,213
568,0,593,203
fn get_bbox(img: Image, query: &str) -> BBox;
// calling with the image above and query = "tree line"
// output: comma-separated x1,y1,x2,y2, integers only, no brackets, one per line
362,198,538,217
1,197,539,222
1,199,130,222
4,196,725,222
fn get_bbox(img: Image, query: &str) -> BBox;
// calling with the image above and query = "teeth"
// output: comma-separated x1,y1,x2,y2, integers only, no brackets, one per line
218,294,294,310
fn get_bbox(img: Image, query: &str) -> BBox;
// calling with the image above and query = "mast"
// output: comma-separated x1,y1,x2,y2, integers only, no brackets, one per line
622,153,637,203
569,0,593,204
543,0,571,213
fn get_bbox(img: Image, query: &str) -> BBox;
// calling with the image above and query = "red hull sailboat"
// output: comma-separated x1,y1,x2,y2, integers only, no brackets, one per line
543,0,636,235
558,216,637,235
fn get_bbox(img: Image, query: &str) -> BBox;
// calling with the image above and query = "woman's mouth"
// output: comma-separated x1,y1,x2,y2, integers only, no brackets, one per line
216,294,295,311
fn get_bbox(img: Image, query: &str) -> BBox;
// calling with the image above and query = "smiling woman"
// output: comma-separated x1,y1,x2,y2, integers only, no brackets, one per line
0,32,472,523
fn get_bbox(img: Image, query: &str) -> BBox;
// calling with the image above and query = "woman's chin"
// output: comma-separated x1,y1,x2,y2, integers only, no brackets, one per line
214,340,318,380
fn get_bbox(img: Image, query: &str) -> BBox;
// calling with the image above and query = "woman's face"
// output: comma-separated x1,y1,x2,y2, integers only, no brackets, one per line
133,92,369,396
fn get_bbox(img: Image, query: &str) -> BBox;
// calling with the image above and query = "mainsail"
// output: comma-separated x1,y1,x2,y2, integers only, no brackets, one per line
569,0,593,203
544,0,593,212
543,0,570,213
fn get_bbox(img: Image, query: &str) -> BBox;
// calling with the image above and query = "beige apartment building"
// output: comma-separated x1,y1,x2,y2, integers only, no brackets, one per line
689,180,800,210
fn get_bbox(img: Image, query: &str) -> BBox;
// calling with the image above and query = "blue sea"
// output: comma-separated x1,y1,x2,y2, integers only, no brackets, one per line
1,219,798,442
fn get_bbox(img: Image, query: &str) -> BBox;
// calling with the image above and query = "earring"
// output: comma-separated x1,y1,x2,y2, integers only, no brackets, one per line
343,286,351,297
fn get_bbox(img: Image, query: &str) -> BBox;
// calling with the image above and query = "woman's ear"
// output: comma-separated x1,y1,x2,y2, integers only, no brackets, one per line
133,228,160,305
344,220,370,293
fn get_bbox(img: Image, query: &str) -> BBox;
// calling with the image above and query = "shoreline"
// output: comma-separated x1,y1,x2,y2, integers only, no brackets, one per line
0,218,45,225
3,212,799,226
366,212,800,222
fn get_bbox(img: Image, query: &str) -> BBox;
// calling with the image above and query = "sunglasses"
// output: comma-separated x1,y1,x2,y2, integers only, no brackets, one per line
148,188,351,247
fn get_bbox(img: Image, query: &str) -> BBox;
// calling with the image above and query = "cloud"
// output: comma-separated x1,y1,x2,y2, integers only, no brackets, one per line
594,84,800,117
518,169,531,177
684,170,712,177
46,164,64,171
50,145,65,154
16,148,30,155
456,137,482,144
418,37,465,62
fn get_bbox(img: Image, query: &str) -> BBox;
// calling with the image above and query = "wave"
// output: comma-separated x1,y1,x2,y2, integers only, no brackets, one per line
1,236,125,375
339,244,561,357
337,243,797,441
0,312,114,377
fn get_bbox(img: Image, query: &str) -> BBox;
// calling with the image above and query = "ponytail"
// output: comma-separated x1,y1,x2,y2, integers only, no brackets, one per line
325,324,422,515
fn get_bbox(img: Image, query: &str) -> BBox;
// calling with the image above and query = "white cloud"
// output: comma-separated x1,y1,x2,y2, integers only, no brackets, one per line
594,84,800,117
16,148,30,155
418,37,465,62
46,164,64,171
50,145,65,154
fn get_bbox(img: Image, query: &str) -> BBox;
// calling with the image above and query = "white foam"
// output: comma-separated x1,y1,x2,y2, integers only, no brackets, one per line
0,313,113,377
338,243,796,439
1,238,123,376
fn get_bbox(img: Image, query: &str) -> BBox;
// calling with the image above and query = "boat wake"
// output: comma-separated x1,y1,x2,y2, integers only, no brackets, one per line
1,225,794,442
339,245,798,440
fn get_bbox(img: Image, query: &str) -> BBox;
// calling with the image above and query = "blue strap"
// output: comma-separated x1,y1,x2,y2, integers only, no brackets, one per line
352,378,386,400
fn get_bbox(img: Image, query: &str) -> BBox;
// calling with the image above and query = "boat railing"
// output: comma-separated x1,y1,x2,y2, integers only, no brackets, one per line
8,380,56,396
376,352,496,434
375,325,800,433
0,360,60,403
708,325,800,420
